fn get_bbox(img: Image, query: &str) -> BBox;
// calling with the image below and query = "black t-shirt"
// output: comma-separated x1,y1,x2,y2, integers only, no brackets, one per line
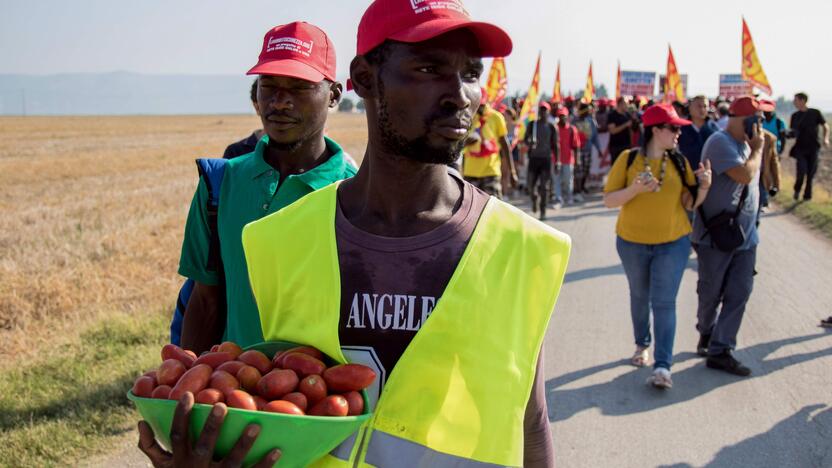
223,132,260,159
790,108,826,153
525,120,558,160
607,110,632,148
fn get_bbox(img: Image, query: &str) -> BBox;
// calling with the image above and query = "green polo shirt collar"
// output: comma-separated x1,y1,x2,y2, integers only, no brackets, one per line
249,135,349,191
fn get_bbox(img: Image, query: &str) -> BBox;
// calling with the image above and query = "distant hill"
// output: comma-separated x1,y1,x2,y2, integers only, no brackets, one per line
0,72,257,115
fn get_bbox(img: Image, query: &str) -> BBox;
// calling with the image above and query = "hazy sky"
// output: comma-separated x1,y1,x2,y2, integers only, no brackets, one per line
3,0,830,105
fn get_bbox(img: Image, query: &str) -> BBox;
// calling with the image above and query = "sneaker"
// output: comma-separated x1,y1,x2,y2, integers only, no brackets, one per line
646,368,673,389
696,333,711,357
706,351,751,377
574,193,585,203
820,316,832,328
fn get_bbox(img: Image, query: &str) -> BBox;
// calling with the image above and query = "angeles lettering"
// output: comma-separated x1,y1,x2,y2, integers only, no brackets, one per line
346,293,437,331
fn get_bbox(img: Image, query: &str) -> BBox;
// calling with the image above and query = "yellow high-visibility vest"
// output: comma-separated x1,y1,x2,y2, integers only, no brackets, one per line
243,182,570,467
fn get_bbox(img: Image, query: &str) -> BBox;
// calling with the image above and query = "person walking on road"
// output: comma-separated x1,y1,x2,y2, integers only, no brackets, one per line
757,100,783,210
761,100,787,156
692,96,766,377
177,22,356,353
604,103,712,389
788,92,829,201
525,101,558,219
678,95,720,169
555,107,581,206
139,1,570,466
607,97,634,165
463,96,517,198
574,102,602,198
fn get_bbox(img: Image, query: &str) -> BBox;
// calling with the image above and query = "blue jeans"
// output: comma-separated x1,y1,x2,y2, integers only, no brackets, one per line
616,235,691,370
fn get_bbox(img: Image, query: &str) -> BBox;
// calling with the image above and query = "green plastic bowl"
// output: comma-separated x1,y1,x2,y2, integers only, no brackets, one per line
129,341,370,467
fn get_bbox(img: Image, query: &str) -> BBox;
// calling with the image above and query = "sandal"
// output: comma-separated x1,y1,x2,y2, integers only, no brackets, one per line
631,347,649,367
646,368,673,389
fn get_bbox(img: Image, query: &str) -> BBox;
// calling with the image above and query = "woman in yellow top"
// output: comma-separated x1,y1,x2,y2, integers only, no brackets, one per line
603,103,712,389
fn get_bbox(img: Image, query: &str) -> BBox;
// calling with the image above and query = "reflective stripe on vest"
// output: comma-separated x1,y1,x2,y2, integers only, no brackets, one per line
243,182,571,467
365,430,510,468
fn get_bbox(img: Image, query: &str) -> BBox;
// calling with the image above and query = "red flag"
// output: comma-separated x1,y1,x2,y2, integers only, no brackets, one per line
664,45,685,103
582,62,594,104
512,52,542,147
741,17,772,95
552,60,562,103
484,57,508,107
615,61,622,101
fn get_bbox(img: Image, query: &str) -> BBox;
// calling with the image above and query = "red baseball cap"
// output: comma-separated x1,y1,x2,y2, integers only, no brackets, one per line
539,101,551,111
641,103,692,127
247,22,336,82
729,96,763,117
356,0,512,57
758,99,776,112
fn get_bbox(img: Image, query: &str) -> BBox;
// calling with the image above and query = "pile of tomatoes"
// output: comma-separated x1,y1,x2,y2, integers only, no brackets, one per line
132,342,375,417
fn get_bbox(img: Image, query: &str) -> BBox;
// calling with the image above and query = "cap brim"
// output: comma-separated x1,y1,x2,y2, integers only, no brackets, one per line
246,58,327,82
388,18,513,57
759,103,775,112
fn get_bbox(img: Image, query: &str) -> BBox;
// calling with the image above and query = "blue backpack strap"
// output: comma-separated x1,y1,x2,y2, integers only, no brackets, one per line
171,158,228,345
196,158,228,209
195,158,228,272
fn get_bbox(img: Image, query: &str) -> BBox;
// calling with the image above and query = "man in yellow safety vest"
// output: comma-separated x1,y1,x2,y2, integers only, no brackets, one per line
138,1,570,466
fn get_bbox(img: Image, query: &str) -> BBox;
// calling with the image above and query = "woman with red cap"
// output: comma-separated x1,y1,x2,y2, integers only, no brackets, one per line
603,103,712,389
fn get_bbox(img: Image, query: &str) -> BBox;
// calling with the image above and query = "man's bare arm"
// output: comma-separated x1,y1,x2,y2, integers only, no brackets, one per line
180,281,224,354
608,119,631,135
523,350,554,468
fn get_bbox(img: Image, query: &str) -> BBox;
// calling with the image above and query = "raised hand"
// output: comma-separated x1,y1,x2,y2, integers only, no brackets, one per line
747,122,764,152
694,160,712,190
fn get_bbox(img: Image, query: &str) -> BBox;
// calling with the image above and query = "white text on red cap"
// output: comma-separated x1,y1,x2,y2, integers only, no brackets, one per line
266,36,314,57
410,0,468,15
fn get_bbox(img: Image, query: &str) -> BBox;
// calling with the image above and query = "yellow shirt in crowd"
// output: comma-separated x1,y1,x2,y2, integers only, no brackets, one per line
604,150,697,245
463,106,507,179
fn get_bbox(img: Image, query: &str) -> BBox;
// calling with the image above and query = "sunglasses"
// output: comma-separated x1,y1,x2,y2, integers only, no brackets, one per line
660,124,682,133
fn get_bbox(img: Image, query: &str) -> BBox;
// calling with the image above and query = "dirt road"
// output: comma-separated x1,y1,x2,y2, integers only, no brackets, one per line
537,194,832,468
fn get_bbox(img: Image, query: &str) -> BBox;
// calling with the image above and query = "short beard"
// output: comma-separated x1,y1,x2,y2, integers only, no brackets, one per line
376,82,465,165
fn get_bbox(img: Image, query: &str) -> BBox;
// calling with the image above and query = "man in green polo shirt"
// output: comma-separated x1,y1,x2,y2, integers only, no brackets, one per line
179,22,356,352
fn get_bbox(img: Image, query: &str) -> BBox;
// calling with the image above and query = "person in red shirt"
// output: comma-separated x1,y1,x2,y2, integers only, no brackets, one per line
554,107,581,205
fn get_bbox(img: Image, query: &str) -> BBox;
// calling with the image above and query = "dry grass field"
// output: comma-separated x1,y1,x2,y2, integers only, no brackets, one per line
0,112,368,365
0,112,368,465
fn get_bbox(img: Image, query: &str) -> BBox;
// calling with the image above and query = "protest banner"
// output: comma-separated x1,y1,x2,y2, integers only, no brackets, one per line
620,71,656,98
718,74,752,99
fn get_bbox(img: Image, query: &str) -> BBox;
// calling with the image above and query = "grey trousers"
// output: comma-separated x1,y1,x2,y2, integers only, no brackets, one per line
693,243,757,355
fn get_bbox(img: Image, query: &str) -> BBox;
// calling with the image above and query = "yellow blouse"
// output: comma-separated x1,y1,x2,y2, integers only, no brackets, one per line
604,150,697,245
